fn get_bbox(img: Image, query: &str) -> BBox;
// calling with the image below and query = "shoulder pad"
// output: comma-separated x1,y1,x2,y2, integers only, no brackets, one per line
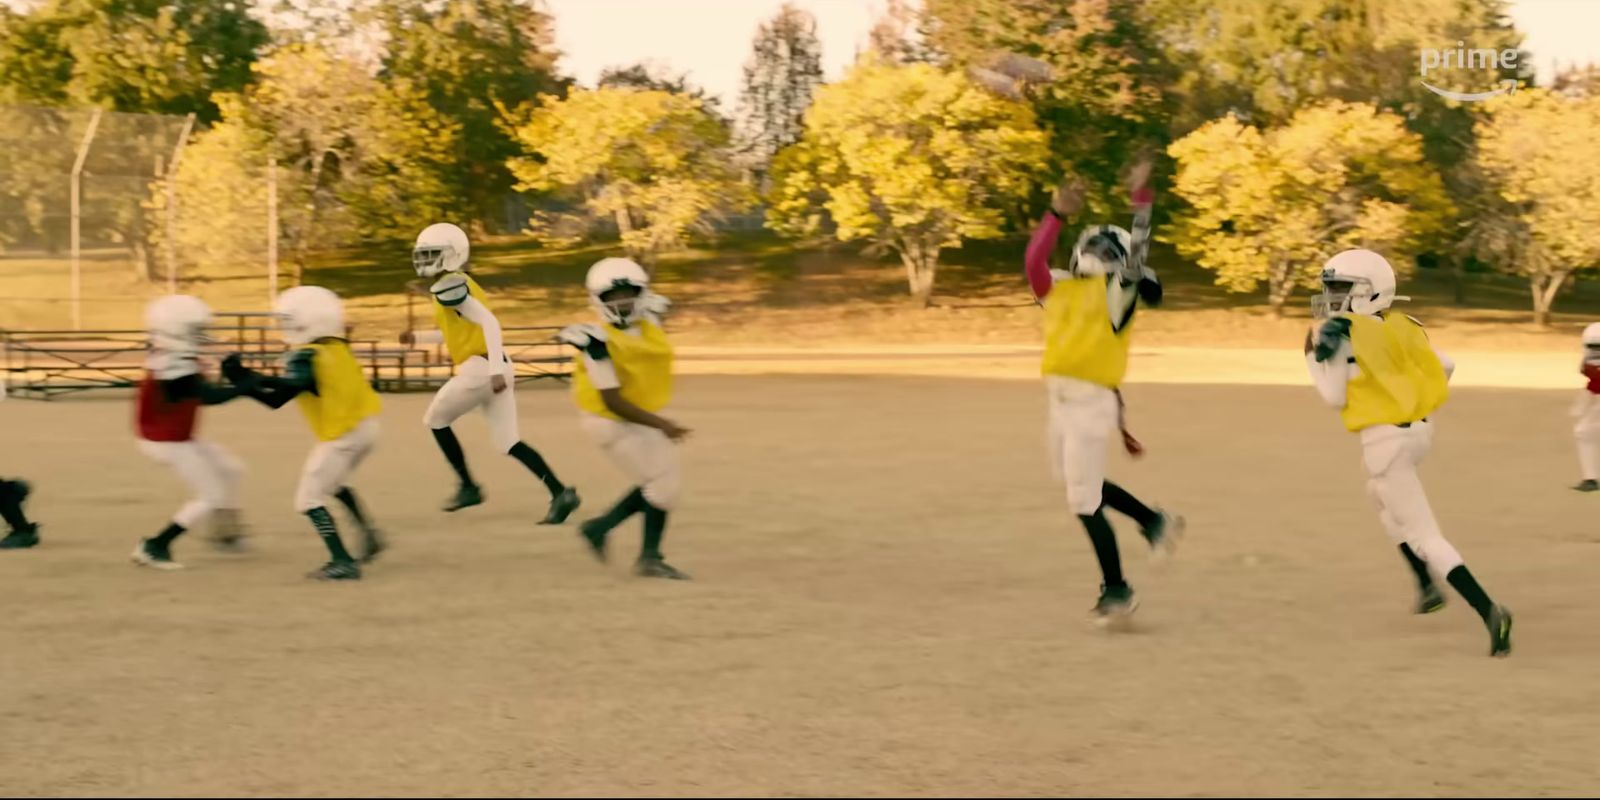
556,323,608,349
431,273,470,307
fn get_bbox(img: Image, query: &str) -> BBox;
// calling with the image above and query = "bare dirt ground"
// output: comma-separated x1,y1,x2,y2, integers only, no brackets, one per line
1,376,1597,797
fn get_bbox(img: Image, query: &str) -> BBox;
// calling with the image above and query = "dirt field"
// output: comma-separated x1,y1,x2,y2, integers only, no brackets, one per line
1,376,1597,797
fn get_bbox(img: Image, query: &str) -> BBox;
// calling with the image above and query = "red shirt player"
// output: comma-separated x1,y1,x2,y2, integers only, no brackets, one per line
131,295,249,570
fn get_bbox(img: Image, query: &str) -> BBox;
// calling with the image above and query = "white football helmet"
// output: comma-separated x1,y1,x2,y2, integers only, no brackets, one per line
586,257,652,327
145,294,212,356
275,285,345,346
413,222,470,278
1583,322,1600,347
1070,225,1133,278
1314,249,1402,319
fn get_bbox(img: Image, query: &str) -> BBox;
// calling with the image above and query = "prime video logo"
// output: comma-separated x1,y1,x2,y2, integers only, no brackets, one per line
1419,42,1519,101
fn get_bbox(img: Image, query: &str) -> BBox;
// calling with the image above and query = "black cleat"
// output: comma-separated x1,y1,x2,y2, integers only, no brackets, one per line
308,560,361,581
0,524,40,550
540,486,581,525
1573,479,1599,492
1143,510,1184,562
1487,605,1513,657
635,556,690,580
358,529,386,564
443,483,484,512
130,538,183,570
1416,584,1446,614
1091,583,1138,623
578,519,610,562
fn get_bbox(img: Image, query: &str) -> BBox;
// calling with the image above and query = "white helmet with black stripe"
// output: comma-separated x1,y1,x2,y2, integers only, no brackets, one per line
413,222,470,278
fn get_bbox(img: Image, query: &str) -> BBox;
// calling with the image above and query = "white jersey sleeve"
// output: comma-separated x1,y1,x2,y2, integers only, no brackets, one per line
1305,338,1353,409
455,295,504,367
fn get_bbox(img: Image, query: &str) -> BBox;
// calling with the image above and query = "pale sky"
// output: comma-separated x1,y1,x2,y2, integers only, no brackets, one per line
546,0,1600,105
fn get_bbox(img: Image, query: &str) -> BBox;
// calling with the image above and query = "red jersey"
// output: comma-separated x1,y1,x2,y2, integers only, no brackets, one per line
136,373,200,442
1584,363,1600,395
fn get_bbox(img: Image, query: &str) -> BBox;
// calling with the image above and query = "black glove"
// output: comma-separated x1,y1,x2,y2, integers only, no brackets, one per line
1313,317,1352,363
220,354,256,387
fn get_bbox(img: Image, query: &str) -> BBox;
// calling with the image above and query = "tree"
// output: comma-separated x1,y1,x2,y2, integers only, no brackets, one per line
1165,101,1452,314
0,0,268,121
921,0,1170,217
865,0,930,64
374,0,567,229
146,114,275,278
1552,63,1600,99
767,60,1048,307
506,87,751,267
598,61,722,117
233,44,377,282
733,2,823,189
1471,89,1600,325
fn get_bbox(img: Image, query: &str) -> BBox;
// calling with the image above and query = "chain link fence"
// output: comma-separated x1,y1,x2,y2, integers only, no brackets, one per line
0,104,280,331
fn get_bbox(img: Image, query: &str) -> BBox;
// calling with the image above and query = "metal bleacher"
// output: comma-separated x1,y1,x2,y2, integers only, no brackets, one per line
0,312,572,400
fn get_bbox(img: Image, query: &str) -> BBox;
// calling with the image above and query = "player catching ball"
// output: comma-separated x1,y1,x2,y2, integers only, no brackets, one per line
1305,249,1512,656
1024,160,1183,624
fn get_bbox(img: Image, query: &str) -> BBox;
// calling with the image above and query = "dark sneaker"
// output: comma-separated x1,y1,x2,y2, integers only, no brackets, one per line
308,560,361,581
443,483,484,512
540,486,581,525
634,556,690,580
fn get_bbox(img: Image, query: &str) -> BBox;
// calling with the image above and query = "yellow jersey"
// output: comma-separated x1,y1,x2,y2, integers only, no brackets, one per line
295,339,383,441
573,320,674,419
1340,314,1448,432
1039,276,1133,388
431,272,489,365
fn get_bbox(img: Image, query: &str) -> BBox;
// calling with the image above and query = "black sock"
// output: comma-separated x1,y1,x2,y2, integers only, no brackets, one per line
431,427,476,487
306,507,353,563
0,480,32,531
1102,481,1159,530
333,487,373,532
1446,565,1495,622
1398,543,1433,591
641,502,668,559
1078,508,1126,589
596,488,648,533
508,441,565,497
150,521,185,547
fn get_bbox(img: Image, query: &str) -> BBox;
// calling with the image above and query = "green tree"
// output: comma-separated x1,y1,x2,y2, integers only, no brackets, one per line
1470,89,1600,325
375,0,567,229
767,60,1048,307
598,61,722,117
921,0,1170,217
0,0,268,121
1165,101,1452,314
734,2,823,189
506,87,751,267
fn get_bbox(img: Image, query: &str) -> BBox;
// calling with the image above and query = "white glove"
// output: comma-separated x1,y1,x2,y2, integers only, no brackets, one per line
556,323,607,348
640,292,672,318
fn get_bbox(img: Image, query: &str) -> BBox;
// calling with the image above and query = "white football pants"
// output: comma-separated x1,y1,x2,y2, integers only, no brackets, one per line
580,413,681,510
1360,420,1464,576
294,418,380,513
1044,376,1120,516
1573,393,1600,481
137,438,244,529
424,355,521,453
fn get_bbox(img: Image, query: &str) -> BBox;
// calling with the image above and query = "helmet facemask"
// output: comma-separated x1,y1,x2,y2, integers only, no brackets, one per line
1312,270,1380,320
596,282,644,328
1068,226,1130,278
412,244,455,278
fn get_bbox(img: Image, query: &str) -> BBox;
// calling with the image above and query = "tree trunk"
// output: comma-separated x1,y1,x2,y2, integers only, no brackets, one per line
1268,260,1295,318
293,153,327,287
1452,261,1467,305
1532,269,1569,327
897,240,939,309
